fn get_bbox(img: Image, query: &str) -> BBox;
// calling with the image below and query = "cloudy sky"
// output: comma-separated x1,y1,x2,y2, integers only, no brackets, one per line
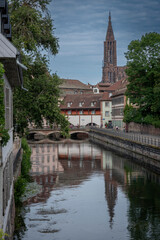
49,0,160,85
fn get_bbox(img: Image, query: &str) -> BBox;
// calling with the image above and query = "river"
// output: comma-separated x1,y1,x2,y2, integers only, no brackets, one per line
14,141,160,240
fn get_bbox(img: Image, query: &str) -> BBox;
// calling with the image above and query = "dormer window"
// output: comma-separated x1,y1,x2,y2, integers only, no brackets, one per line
67,102,72,107
79,101,84,107
91,101,96,106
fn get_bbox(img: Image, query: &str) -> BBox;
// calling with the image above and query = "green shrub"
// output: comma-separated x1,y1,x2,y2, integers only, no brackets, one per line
0,64,10,146
21,138,31,180
14,176,27,205
0,229,9,240
14,138,31,205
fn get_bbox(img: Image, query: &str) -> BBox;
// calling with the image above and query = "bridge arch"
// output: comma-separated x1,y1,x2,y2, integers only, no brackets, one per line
27,132,46,141
70,131,89,140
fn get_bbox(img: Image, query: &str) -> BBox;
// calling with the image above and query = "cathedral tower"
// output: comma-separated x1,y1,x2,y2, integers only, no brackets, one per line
102,12,117,84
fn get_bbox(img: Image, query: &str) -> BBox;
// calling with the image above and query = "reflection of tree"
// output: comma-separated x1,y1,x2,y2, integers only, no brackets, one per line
104,170,118,228
127,178,160,240
13,207,27,240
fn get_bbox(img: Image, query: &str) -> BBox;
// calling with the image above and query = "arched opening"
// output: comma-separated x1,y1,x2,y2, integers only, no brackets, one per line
48,132,61,141
70,132,89,140
86,122,98,127
27,132,45,141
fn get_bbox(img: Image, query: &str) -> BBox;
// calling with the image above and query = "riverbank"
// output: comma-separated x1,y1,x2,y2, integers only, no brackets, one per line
89,128,160,173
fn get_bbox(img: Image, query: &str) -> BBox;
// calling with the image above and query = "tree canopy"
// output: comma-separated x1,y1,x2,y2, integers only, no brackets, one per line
9,0,69,136
124,32,160,127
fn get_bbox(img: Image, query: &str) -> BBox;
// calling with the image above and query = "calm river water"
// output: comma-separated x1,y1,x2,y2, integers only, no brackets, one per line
14,141,160,240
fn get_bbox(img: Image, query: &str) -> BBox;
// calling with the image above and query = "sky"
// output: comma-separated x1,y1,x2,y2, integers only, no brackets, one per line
49,0,160,85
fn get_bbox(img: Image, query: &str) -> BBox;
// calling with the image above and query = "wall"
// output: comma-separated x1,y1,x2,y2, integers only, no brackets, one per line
89,129,160,173
68,115,101,127
101,101,112,127
128,122,160,136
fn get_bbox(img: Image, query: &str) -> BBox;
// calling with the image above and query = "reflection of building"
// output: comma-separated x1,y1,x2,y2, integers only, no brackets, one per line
31,144,64,174
102,149,144,228
105,169,118,228
26,144,64,204
58,143,102,163
28,142,103,204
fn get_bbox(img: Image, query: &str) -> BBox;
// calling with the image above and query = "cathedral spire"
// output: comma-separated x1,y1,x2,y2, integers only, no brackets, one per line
106,12,114,41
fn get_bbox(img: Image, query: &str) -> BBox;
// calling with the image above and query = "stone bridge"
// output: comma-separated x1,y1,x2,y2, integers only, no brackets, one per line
28,127,90,141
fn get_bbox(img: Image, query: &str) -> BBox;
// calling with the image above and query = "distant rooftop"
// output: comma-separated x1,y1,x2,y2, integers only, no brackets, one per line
60,79,91,90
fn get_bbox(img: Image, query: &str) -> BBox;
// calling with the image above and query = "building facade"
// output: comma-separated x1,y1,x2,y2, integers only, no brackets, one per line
60,93,103,127
111,79,128,129
102,13,126,84
100,93,112,128
0,1,25,235
59,79,92,98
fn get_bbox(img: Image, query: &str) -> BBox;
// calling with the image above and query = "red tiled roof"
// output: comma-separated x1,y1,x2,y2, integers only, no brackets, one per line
60,79,91,90
100,92,111,101
111,79,128,97
60,93,103,109
106,79,123,91
98,82,111,87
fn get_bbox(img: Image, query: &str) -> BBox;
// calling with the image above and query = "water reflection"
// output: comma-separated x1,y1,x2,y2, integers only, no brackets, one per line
14,141,160,240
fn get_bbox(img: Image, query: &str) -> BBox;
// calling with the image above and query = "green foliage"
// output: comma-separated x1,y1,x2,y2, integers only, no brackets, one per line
14,176,27,205
124,105,142,124
0,63,10,146
14,138,31,205
13,56,69,136
124,32,160,127
21,138,31,180
9,0,69,136
0,229,9,240
9,0,59,55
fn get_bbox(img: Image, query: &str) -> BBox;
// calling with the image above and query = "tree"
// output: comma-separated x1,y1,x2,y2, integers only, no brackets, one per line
0,63,10,146
9,0,69,135
124,32,160,127
9,0,58,55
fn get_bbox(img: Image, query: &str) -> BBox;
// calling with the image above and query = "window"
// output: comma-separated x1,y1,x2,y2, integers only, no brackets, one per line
79,102,84,107
91,110,95,114
67,102,72,107
105,111,110,117
94,89,98,93
105,102,109,107
67,110,71,114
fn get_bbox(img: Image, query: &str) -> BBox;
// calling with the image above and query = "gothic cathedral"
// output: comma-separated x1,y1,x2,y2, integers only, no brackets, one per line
102,13,126,84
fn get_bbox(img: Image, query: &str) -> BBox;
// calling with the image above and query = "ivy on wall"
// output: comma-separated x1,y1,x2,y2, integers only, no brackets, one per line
0,63,10,146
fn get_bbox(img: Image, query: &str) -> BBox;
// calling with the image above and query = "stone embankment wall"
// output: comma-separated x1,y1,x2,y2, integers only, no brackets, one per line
89,129,160,173
128,122,160,136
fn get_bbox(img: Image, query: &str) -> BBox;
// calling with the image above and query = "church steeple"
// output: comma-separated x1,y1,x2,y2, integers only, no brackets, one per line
102,12,117,84
106,12,115,41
